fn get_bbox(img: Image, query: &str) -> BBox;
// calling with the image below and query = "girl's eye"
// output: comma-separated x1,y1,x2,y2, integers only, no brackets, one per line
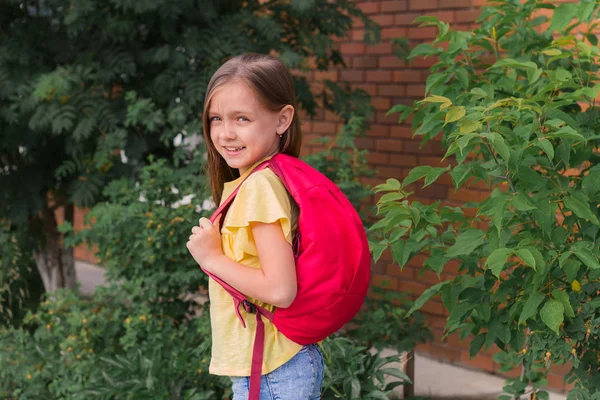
237,116,249,122
209,116,221,122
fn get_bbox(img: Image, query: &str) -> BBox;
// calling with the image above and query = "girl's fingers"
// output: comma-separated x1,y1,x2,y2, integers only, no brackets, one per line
198,217,211,229
191,226,202,234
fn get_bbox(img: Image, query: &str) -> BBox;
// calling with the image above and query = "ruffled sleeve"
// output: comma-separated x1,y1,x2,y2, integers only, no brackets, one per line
222,169,293,262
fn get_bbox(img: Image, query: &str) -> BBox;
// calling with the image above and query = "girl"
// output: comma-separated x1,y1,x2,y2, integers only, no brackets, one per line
186,53,324,400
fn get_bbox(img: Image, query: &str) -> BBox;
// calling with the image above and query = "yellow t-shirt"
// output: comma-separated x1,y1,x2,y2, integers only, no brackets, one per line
208,161,302,376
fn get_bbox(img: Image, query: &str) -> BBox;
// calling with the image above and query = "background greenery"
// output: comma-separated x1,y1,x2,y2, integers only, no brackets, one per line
375,1,600,398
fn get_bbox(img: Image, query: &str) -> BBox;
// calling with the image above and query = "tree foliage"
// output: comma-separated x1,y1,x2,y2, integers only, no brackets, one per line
374,0,600,397
0,0,378,291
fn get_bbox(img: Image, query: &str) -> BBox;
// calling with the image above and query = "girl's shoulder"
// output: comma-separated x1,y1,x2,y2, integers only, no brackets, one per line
239,167,284,192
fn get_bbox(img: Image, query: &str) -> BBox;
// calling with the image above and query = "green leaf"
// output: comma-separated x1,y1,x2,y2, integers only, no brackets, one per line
535,138,554,161
402,166,431,187
519,292,545,325
515,248,536,270
455,67,469,89
540,300,564,335
549,3,578,32
552,290,575,318
425,73,448,95
485,248,513,278
410,43,439,58
469,333,486,358
370,241,388,263
423,167,448,188
446,229,486,258
374,178,402,192
469,88,488,99
550,126,585,141
418,94,452,109
512,193,537,211
542,49,562,56
407,281,451,317
459,119,481,134
573,247,600,270
445,106,466,125
563,196,600,226
562,259,582,283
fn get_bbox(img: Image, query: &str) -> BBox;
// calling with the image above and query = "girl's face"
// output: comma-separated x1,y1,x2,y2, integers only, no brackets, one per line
208,80,293,175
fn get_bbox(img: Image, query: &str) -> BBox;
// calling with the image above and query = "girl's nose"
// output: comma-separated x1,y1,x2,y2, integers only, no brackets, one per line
222,122,236,139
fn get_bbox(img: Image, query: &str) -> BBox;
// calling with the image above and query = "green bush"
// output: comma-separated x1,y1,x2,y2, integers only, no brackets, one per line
0,286,228,400
374,0,600,398
0,222,43,328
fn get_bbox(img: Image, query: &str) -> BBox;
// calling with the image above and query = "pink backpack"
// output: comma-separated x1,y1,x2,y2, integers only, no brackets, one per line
204,153,370,399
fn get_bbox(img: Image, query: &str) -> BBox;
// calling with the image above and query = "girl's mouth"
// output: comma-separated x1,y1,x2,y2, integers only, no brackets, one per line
223,146,245,155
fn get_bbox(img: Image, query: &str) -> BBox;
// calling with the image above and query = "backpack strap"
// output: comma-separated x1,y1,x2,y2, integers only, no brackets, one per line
201,158,279,400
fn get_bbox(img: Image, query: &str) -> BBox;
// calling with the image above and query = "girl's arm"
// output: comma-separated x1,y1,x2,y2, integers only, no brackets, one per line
187,217,297,308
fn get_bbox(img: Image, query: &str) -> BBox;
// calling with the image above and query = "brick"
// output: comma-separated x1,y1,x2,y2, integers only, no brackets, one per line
408,56,437,68
417,184,449,200
352,56,378,69
376,110,397,123
371,96,392,110
313,70,338,81
408,26,438,39
340,69,364,82
395,12,421,25
371,14,396,27
367,152,389,164
426,10,455,23
355,137,375,150
425,314,447,329
386,263,416,279
375,138,404,152
366,70,393,82
393,70,421,82
390,125,413,139
352,16,365,28
461,353,495,373
312,121,337,134
377,83,406,96
388,154,417,166
339,42,366,55
448,188,485,202
357,2,380,14
546,373,567,391
366,42,393,55
455,9,480,23
381,27,408,40
429,343,463,362
377,165,404,179
354,83,378,96
406,84,426,98
409,0,437,11
351,29,365,41
381,1,408,12
366,124,390,137
379,55,406,68
323,110,341,122
439,0,471,7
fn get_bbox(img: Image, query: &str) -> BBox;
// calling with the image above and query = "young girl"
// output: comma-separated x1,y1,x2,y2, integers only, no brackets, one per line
186,53,324,400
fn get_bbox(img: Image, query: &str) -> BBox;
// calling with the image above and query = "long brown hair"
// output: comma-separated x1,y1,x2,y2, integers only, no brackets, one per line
202,53,303,205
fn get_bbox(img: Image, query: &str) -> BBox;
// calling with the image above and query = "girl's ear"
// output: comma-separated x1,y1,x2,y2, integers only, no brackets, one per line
276,105,295,135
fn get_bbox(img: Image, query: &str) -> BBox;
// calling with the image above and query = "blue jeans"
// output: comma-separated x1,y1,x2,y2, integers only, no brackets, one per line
230,344,324,400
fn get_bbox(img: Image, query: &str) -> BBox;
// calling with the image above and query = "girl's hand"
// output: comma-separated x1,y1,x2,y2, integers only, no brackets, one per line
186,215,223,272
